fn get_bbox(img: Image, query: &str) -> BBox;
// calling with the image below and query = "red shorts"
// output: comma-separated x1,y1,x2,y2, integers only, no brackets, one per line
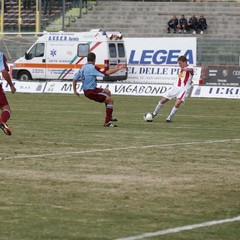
84,88,108,103
0,84,9,108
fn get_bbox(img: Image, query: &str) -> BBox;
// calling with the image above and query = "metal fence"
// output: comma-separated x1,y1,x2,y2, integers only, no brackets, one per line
1,34,240,66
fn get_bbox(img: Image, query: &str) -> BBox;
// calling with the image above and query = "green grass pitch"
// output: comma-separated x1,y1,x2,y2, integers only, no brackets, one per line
0,93,240,240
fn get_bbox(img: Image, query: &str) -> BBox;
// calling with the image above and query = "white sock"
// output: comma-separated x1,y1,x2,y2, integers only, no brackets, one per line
153,101,163,116
168,106,178,119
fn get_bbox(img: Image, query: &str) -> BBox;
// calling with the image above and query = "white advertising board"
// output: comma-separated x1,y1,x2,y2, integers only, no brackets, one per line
2,81,240,99
125,38,199,84
127,65,202,85
44,81,172,96
191,86,240,99
125,38,197,65
1,80,45,93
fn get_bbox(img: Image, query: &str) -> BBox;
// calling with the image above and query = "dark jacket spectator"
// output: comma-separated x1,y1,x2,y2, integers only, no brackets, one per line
198,14,207,34
23,0,32,10
73,0,80,7
177,15,188,33
0,1,7,12
167,15,178,33
43,0,52,15
188,14,198,34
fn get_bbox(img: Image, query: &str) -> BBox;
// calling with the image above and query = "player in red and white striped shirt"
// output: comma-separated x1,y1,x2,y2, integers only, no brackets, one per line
151,55,194,122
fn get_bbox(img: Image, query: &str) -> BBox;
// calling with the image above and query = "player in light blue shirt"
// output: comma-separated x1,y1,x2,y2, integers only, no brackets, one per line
73,52,124,127
73,62,105,91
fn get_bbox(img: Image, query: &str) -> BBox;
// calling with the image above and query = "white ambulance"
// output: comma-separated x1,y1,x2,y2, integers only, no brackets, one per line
12,29,128,81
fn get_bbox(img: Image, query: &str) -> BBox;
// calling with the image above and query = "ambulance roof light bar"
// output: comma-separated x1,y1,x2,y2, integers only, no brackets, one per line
107,34,113,40
106,33,123,40
116,33,123,39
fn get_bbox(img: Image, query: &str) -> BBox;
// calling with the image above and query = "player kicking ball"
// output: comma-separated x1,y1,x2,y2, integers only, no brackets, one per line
0,52,16,136
150,55,193,122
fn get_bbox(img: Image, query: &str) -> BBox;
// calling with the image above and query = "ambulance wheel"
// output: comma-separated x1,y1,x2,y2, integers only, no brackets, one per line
18,71,32,81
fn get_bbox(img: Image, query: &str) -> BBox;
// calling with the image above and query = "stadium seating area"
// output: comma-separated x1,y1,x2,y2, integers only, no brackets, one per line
2,0,72,31
66,1,240,39
65,0,240,65
0,0,240,65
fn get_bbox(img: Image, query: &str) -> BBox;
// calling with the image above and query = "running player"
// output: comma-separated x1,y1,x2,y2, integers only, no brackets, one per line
73,52,124,127
151,55,194,122
0,51,16,135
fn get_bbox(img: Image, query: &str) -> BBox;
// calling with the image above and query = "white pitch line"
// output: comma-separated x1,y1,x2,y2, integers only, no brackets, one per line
2,138,240,161
114,216,240,240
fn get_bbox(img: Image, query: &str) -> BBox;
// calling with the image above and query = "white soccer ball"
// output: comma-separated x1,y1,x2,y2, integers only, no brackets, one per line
143,113,153,122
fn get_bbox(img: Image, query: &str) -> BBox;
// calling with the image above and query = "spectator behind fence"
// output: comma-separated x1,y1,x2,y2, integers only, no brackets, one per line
23,0,32,10
72,0,87,8
188,14,198,34
73,0,80,7
43,0,52,15
0,1,7,12
58,0,63,7
167,15,178,33
198,14,208,34
177,14,188,34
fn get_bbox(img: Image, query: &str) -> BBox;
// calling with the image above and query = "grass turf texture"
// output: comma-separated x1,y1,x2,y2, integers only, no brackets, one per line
0,93,240,240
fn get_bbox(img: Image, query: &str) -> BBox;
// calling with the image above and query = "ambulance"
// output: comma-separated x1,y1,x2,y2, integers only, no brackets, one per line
12,29,128,81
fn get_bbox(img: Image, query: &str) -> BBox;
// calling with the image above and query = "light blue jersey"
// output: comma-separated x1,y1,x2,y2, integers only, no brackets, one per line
73,63,105,91
0,52,5,71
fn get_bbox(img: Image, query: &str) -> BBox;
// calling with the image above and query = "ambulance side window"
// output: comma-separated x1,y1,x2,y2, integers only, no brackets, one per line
117,43,125,58
28,43,45,58
25,43,45,60
109,43,117,58
78,44,89,57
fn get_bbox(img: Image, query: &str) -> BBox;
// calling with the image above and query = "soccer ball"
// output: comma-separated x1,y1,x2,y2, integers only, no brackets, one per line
143,113,153,122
